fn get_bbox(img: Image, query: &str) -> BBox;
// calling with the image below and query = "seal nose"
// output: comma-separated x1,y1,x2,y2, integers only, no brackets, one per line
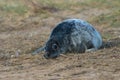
44,54,49,59
44,52,50,59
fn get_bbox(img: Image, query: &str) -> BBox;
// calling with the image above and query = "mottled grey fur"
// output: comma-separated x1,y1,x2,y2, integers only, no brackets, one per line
32,19,102,59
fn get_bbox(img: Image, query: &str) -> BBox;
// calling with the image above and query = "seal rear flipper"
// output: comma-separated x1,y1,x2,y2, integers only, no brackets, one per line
86,48,97,53
78,43,86,53
32,46,45,55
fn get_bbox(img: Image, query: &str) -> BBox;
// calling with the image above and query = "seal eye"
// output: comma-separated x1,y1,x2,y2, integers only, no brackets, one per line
52,44,58,50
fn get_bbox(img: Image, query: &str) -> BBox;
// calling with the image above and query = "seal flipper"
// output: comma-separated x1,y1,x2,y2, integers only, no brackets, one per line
86,48,97,52
32,46,45,55
78,43,86,53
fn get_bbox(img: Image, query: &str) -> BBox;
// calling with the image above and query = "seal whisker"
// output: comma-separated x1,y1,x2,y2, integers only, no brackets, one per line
60,54,68,58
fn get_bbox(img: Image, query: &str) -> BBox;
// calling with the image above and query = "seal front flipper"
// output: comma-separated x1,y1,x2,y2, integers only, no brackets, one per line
32,46,45,55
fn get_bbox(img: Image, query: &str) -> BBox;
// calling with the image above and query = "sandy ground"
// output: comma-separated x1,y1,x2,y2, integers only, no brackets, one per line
0,47,120,80
0,2,120,80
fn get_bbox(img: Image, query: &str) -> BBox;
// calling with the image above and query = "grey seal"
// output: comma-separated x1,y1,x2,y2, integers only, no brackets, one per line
32,19,102,59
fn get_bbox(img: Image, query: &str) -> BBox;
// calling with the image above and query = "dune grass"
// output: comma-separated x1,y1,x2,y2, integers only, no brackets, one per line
0,0,119,31
0,0,119,18
0,0,28,16
90,10,120,28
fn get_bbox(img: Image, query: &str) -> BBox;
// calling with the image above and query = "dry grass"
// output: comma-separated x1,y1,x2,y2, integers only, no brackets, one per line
0,0,120,80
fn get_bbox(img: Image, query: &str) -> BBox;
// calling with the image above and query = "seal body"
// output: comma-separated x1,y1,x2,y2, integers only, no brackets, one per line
44,19,102,59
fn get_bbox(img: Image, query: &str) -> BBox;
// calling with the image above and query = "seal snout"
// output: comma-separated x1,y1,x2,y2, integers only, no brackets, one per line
44,52,58,59
44,51,50,59
44,54,49,59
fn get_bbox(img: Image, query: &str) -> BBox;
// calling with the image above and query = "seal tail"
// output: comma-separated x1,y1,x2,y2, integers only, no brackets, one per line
32,46,45,55
100,41,115,49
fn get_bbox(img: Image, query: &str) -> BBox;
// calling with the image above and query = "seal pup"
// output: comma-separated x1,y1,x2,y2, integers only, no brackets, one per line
32,19,102,59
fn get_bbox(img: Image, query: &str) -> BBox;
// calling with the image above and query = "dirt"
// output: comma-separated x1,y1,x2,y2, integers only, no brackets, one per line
0,46,120,80
0,4,120,80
